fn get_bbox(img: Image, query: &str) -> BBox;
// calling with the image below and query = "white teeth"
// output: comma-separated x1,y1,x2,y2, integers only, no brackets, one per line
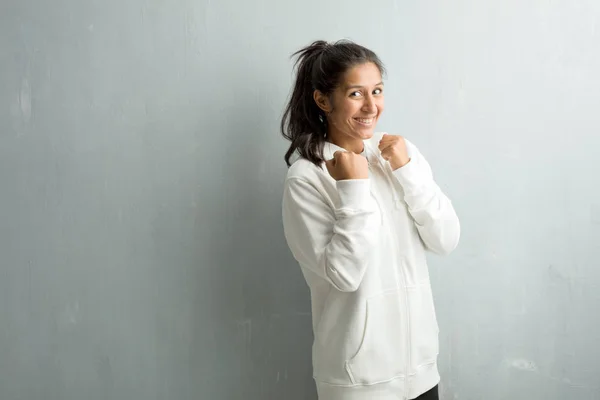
355,118,373,124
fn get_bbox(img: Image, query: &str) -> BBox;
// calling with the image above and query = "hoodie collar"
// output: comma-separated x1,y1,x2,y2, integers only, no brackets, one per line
323,140,376,163
323,138,403,209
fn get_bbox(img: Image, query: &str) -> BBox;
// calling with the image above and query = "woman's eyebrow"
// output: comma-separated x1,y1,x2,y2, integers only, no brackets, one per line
344,82,385,90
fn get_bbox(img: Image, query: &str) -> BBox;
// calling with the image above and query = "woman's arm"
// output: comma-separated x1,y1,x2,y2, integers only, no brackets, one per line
392,139,460,255
282,177,379,292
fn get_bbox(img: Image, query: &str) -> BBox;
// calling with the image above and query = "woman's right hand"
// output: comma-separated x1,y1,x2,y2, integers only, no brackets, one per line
325,151,369,181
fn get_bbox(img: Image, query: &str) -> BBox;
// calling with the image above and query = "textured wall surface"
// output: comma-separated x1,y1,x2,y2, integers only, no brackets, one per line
1,0,599,399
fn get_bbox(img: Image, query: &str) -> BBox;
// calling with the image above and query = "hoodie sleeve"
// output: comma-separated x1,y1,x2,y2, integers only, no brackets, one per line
282,177,379,292
391,140,460,255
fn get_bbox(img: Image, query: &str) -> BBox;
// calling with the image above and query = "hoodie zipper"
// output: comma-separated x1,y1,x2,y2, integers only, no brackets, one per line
366,147,412,400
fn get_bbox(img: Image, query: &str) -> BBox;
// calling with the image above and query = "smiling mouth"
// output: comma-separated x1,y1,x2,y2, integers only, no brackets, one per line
354,117,376,126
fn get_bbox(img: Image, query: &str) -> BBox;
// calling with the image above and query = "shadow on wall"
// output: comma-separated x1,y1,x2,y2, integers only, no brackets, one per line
194,87,317,399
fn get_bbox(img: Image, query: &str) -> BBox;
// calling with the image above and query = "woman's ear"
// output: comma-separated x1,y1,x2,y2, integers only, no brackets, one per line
313,90,332,113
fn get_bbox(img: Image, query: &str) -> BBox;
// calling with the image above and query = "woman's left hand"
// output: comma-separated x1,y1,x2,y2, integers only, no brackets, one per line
378,134,411,170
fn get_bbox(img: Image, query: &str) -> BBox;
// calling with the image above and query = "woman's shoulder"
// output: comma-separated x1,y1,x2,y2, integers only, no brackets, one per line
286,158,326,183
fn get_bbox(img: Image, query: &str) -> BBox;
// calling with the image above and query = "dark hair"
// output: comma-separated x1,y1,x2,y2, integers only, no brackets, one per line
280,39,386,167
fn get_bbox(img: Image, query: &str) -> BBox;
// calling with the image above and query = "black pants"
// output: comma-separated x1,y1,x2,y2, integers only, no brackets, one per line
414,385,439,400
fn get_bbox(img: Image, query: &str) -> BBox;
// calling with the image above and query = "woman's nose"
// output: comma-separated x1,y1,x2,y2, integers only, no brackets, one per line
363,97,377,113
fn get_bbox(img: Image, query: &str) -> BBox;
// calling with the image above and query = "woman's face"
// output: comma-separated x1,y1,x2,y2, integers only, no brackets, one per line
315,62,385,151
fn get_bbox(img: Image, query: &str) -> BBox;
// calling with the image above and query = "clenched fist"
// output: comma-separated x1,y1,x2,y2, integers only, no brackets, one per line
379,134,410,170
325,151,369,181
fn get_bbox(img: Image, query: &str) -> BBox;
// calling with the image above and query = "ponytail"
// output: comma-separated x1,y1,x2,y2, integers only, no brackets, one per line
281,41,329,167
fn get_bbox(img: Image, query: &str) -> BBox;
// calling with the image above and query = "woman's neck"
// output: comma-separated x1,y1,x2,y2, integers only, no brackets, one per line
327,133,364,154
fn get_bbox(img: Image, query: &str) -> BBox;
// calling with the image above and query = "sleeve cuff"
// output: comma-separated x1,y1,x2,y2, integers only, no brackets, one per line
336,179,372,210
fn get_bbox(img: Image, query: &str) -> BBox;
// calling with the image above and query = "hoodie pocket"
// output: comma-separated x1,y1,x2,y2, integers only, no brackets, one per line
345,290,408,384
408,285,439,368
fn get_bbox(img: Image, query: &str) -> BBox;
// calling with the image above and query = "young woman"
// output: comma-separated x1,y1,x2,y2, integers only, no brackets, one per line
280,40,460,400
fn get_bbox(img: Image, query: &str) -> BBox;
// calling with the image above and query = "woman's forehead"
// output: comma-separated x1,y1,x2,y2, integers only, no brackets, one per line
341,63,383,88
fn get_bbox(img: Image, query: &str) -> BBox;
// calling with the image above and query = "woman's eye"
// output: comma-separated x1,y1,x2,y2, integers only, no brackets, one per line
350,91,361,97
374,88,383,95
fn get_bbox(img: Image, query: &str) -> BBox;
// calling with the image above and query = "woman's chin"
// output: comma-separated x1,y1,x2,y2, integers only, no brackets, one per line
357,127,376,139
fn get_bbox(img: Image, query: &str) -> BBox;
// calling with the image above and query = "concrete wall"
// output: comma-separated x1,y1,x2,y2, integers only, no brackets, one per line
1,0,598,398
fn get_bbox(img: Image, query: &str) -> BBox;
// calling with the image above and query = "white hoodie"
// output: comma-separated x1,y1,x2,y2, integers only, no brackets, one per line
282,132,460,400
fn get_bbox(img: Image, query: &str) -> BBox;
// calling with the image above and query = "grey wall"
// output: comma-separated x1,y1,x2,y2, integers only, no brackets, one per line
1,0,599,399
